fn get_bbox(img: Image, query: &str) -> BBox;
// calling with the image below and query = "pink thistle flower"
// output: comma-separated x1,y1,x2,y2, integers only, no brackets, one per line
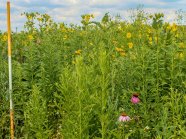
131,93,140,104
118,113,131,122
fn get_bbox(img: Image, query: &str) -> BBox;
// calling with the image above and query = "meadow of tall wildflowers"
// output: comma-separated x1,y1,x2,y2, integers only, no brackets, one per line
0,10,186,139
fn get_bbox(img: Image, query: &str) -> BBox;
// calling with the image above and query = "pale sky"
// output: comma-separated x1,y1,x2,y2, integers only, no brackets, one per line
0,0,186,31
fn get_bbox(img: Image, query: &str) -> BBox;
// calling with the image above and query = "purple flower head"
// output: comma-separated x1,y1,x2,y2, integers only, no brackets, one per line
131,93,140,104
118,113,131,122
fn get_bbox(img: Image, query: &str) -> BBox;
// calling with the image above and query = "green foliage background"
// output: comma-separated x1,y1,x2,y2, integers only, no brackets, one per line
0,10,186,139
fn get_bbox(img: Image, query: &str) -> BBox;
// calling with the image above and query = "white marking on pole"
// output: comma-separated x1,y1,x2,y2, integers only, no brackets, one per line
8,55,13,110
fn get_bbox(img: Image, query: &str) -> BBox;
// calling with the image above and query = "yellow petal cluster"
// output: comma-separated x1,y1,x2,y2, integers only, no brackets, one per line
128,42,133,49
126,32,132,39
75,49,82,55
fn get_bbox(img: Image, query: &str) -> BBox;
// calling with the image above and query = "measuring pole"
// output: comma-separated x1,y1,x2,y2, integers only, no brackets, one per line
7,1,14,139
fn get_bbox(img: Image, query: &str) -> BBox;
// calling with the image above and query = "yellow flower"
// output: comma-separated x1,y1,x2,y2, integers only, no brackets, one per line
60,24,67,33
85,15,91,22
120,52,126,57
61,28,67,33
172,23,177,32
149,37,152,42
37,18,42,22
68,28,74,33
63,35,68,40
75,49,82,55
126,32,132,39
27,15,32,20
115,47,124,52
128,42,133,49
2,34,8,42
148,29,152,34
149,37,153,45
179,52,184,59
155,37,158,43
28,34,34,41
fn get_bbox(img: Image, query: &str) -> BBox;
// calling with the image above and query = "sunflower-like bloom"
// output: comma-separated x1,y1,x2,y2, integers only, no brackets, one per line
126,32,132,39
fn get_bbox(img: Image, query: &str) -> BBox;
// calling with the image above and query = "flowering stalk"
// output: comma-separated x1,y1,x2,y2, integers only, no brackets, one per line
118,113,131,122
131,93,140,104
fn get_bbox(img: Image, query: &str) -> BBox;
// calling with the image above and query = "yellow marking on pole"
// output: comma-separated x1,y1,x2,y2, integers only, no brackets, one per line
7,2,11,56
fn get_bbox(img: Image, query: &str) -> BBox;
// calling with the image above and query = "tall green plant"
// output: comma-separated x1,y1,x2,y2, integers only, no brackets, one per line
24,85,50,138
